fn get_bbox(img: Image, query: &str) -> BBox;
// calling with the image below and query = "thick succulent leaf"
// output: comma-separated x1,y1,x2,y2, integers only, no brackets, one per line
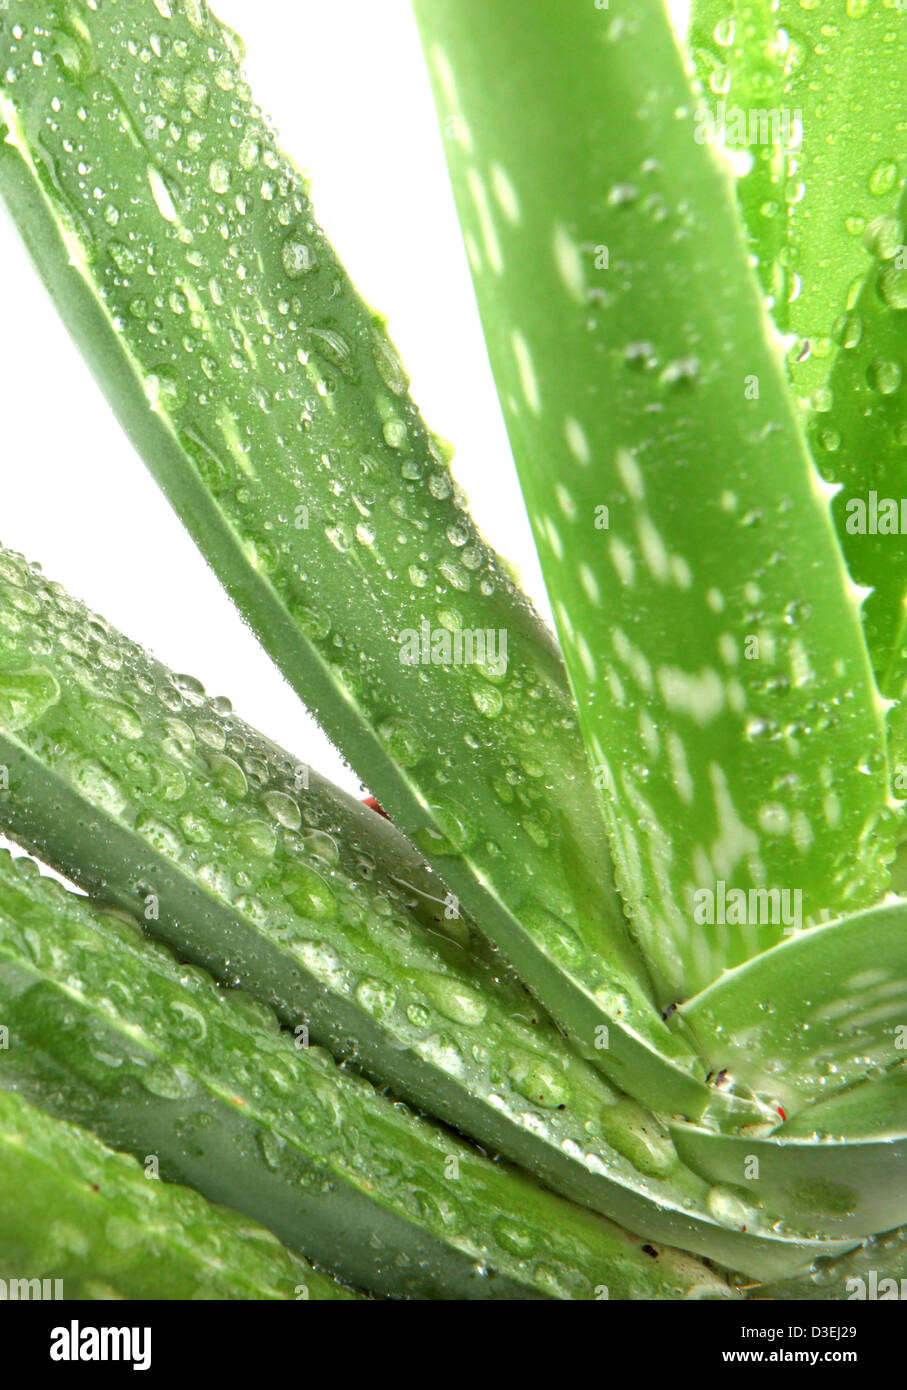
0,546,828,1274
802,181,907,745
0,0,689,1098
780,1064,907,1141
756,1224,907,1301
3,553,869,1282
678,900,907,1116
412,0,894,1002
0,850,737,1302
0,1089,355,1300
690,0,907,393
671,1121,907,1239
689,3,907,735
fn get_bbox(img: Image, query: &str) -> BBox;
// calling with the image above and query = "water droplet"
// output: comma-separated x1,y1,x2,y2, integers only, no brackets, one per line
0,666,61,730
281,863,338,921
134,810,182,857
168,1001,207,1043
141,1061,198,1100
508,1051,570,1108
182,71,209,117
234,820,277,859
72,759,126,816
660,357,699,389
382,420,408,449
868,358,902,394
377,717,424,768
372,331,410,396
418,973,487,1027
879,266,907,309
522,905,587,970
263,790,302,830
208,753,248,798
256,1128,288,1171
291,938,344,985
869,159,899,198
355,978,396,1020
471,683,503,718
863,215,904,261
208,159,231,194
281,234,316,278
706,1184,762,1228
494,1217,536,1258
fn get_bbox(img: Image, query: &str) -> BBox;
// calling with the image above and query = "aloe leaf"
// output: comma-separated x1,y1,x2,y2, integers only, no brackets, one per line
688,4,907,727
756,1224,907,1302
0,550,851,1278
678,901,907,1116
780,1064,907,1142
671,1122,907,1240
690,0,907,400
800,189,907,744
0,851,737,1302
0,1088,355,1300
0,0,692,1097
412,0,894,1002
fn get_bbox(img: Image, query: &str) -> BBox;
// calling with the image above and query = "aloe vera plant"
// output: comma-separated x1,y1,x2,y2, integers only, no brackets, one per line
0,545,843,1280
0,0,905,1303
0,0,692,1114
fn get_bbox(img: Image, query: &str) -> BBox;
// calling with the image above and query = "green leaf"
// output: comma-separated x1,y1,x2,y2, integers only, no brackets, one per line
755,1223,907,1301
412,0,894,1002
0,545,843,1279
678,901,907,1116
780,1064,907,1141
687,1,790,317
0,0,689,1101
688,3,907,736
0,848,737,1301
671,1121,907,1239
0,1089,355,1300
690,1,907,386
801,197,907,741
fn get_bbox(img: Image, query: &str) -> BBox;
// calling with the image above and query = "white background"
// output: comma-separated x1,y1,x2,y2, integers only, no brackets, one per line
0,0,688,801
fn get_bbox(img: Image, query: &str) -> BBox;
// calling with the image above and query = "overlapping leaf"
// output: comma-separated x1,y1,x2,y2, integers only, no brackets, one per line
0,848,738,1301
689,1,907,749
0,1089,354,1300
0,543,857,1278
678,900,907,1114
0,0,695,1104
413,0,894,1003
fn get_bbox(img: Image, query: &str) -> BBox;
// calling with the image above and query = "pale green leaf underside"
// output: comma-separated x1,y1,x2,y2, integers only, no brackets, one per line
678,900,907,1116
781,1064,907,1141
672,1122,907,1239
413,0,894,1003
756,1222,907,1301
0,0,698,1104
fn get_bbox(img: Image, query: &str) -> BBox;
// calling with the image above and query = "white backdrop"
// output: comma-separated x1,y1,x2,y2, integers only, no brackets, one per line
0,0,689,806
